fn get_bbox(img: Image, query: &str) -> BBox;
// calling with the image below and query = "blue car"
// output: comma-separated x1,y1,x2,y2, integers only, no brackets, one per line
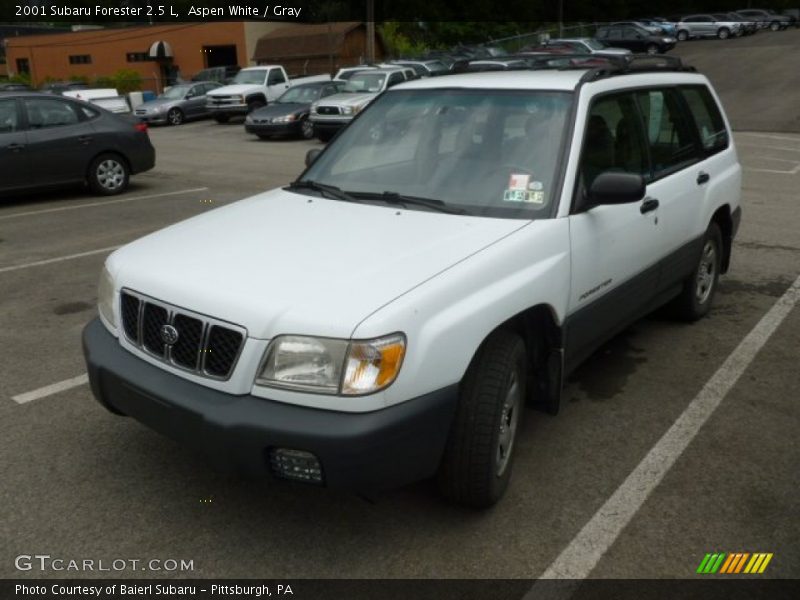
639,18,679,37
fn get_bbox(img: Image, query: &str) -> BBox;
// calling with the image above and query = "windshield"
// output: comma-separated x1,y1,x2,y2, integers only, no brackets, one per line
278,86,320,103
161,85,192,99
585,39,605,50
426,61,448,72
233,69,267,85
300,89,572,219
343,73,387,93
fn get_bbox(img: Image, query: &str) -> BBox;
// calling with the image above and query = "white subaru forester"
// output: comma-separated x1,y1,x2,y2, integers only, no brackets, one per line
84,57,741,507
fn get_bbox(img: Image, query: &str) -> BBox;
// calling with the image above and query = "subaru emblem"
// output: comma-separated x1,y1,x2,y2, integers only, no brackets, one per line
160,324,179,345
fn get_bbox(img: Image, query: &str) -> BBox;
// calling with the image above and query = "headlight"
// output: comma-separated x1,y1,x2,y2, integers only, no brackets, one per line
273,114,297,123
97,266,116,329
256,333,406,396
341,106,354,115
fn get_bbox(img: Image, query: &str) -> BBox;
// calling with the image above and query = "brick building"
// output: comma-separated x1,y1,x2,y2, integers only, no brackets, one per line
4,22,376,92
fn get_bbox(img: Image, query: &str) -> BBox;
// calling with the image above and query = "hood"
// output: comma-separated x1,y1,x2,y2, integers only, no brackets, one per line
137,97,178,110
207,83,264,97
317,92,377,108
250,102,307,118
108,189,526,340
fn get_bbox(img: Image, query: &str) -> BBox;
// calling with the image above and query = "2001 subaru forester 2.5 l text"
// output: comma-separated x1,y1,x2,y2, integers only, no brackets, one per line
83,56,741,508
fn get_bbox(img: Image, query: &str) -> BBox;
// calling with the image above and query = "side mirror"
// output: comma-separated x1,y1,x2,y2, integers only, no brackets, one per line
588,172,645,206
305,148,322,167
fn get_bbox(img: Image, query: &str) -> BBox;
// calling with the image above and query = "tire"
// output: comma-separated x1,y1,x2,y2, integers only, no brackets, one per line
645,43,659,55
166,107,184,126
717,27,730,39
87,153,129,195
770,21,780,31
677,29,689,41
670,222,723,321
438,330,527,508
247,99,266,113
300,118,315,140
257,134,272,140
214,114,229,124
316,129,335,143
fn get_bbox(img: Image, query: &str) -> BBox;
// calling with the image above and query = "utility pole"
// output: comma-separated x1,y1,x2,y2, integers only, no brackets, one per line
366,0,375,63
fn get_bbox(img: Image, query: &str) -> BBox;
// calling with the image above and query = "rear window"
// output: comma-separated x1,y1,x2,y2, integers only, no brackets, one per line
680,85,729,155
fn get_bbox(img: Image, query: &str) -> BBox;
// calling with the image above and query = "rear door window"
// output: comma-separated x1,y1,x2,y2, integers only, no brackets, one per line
23,97,80,129
0,98,20,133
680,85,729,156
635,88,701,179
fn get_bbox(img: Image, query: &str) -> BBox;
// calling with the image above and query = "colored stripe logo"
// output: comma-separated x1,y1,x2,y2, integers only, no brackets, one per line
696,552,773,574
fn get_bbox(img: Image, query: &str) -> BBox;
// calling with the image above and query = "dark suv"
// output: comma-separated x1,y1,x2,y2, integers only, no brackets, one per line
595,24,676,54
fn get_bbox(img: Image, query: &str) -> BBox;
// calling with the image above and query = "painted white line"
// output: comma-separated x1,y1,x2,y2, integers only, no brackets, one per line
737,142,800,153
528,273,800,587
0,245,121,274
0,187,208,221
737,132,800,143
744,164,800,175
12,374,89,404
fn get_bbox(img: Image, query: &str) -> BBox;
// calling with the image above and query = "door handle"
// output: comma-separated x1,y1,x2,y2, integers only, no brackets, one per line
640,197,659,214
78,136,93,144
697,171,710,185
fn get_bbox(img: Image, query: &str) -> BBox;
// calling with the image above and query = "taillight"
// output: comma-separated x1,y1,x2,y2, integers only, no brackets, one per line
134,122,148,133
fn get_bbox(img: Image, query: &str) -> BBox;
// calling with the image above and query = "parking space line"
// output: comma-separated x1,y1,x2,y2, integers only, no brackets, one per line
12,374,88,404
0,187,208,221
528,273,800,585
744,165,800,175
0,245,120,274
737,142,800,153
737,132,800,143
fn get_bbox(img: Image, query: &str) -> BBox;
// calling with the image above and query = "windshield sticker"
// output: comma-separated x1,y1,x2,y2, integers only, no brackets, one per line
528,180,543,191
503,189,545,204
508,173,530,191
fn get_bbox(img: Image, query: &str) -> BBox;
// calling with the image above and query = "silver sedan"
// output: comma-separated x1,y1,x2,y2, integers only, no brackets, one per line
134,81,221,126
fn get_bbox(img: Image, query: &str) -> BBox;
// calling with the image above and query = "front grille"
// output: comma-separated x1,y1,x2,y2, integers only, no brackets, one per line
120,290,246,380
316,106,341,115
134,109,147,115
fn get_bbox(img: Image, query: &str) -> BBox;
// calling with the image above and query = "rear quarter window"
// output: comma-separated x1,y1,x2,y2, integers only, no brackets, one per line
680,85,729,156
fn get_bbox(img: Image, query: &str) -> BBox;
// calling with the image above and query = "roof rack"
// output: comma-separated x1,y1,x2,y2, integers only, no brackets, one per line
497,53,695,80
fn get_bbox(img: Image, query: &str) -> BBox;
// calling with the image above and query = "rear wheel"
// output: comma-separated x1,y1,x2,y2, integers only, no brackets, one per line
213,114,229,124
770,21,780,31
670,222,723,321
437,329,527,508
87,153,129,196
167,107,184,126
718,27,730,39
677,29,689,41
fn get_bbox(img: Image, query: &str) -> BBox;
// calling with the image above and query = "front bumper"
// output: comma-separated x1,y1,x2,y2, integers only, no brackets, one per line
245,121,300,136
82,319,457,492
207,104,249,116
135,113,168,124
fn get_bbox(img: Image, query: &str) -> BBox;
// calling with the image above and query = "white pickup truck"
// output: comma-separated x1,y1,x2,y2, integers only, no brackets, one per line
206,66,330,123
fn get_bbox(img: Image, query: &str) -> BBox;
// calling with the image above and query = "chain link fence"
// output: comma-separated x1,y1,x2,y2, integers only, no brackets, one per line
487,23,603,53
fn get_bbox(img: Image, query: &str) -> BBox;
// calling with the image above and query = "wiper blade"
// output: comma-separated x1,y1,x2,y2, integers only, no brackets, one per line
286,180,359,203
352,191,468,215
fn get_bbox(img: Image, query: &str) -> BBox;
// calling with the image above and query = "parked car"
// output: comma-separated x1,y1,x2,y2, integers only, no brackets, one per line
0,92,154,196
595,24,676,54
0,82,32,91
310,68,411,142
83,58,741,508
452,59,529,73
62,88,131,114
674,15,743,40
39,81,90,95
134,81,221,125
390,60,449,77
206,66,330,123
528,38,632,56
736,8,792,30
190,65,240,85
717,12,760,35
636,19,679,36
244,81,344,140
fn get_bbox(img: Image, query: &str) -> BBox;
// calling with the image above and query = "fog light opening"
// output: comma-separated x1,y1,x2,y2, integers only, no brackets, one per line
269,448,324,485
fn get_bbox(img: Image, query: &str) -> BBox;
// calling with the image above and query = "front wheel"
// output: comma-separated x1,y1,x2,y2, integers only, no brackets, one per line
213,114,229,124
300,118,315,139
770,21,780,31
247,99,266,113
87,153,129,196
718,27,730,39
437,329,527,508
316,129,335,143
677,30,689,41
670,222,723,321
167,107,184,125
